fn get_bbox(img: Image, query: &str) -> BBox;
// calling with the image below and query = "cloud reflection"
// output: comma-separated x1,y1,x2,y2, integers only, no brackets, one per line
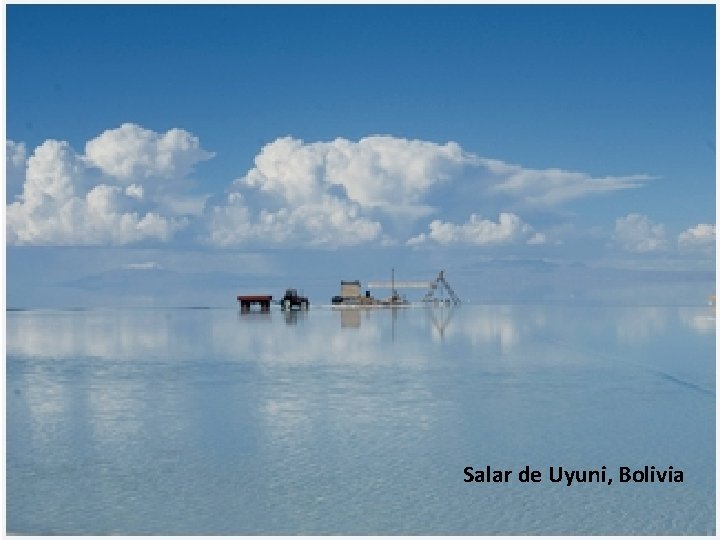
678,307,716,334
7,305,715,535
6,305,537,363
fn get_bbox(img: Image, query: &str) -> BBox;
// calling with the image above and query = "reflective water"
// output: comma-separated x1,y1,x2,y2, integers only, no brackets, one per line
6,305,715,534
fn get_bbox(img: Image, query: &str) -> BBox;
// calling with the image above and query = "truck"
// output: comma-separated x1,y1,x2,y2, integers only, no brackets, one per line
280,288,309,310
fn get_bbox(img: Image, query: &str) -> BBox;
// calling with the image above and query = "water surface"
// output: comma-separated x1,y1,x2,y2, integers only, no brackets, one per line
6,305,715,534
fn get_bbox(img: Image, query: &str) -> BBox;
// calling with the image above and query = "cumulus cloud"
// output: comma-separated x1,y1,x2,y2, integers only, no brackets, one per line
407,212,543,247
125,184,144,200
207,135,472,248
239,135,472,208
7,140,28,201
237,136,646,211
7,140,27,168
7,124,212,246
613,213,668,253
9,130,655,249
678,223,715,249
208,192,381,247
84,123,214,181
483,158,650,206
207,135,651,248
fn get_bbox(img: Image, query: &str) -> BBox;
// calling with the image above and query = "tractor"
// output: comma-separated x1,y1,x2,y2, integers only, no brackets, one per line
280,288,309,310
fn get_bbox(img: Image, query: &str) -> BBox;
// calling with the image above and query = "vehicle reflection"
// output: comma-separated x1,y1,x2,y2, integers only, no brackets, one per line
339,308,360,328
238,309,272,322
282,308,308,326
332,304,460,343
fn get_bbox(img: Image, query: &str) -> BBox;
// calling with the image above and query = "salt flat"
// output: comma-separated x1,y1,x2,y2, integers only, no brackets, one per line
6,304,715,534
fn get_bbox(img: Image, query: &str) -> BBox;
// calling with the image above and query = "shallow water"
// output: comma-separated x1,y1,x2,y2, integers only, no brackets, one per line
6,304,715,534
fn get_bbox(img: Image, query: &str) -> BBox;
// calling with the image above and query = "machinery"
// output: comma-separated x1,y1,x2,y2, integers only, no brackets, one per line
280,288,309,310
368,269,461,306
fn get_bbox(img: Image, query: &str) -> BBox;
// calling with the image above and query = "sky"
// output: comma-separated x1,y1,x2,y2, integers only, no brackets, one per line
5,4,716,307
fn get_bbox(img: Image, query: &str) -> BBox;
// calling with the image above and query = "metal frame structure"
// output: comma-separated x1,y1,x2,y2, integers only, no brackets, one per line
421,270,461,305
369,269,461,306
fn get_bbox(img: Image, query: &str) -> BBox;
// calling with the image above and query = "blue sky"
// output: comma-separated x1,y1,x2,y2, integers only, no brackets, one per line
5,5,716,307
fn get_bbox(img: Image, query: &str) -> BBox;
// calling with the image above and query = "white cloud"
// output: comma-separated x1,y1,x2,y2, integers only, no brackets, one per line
84,123,214,181
208,192,381,247
239,135,472,208
125,184,144,200
678,223,715,249
238,137,646,211
208,135,470,247
527,232,548,245
9,131,657,250
122,261,164,270
613,213,668,253
207,135,652,248
483,158,649,206
7,140,27,168
19,140,79,204
7,125,212,246
407,212,543,247
6,140,27,201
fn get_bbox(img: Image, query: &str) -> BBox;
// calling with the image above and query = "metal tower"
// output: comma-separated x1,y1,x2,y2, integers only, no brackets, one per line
421,270,461,306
